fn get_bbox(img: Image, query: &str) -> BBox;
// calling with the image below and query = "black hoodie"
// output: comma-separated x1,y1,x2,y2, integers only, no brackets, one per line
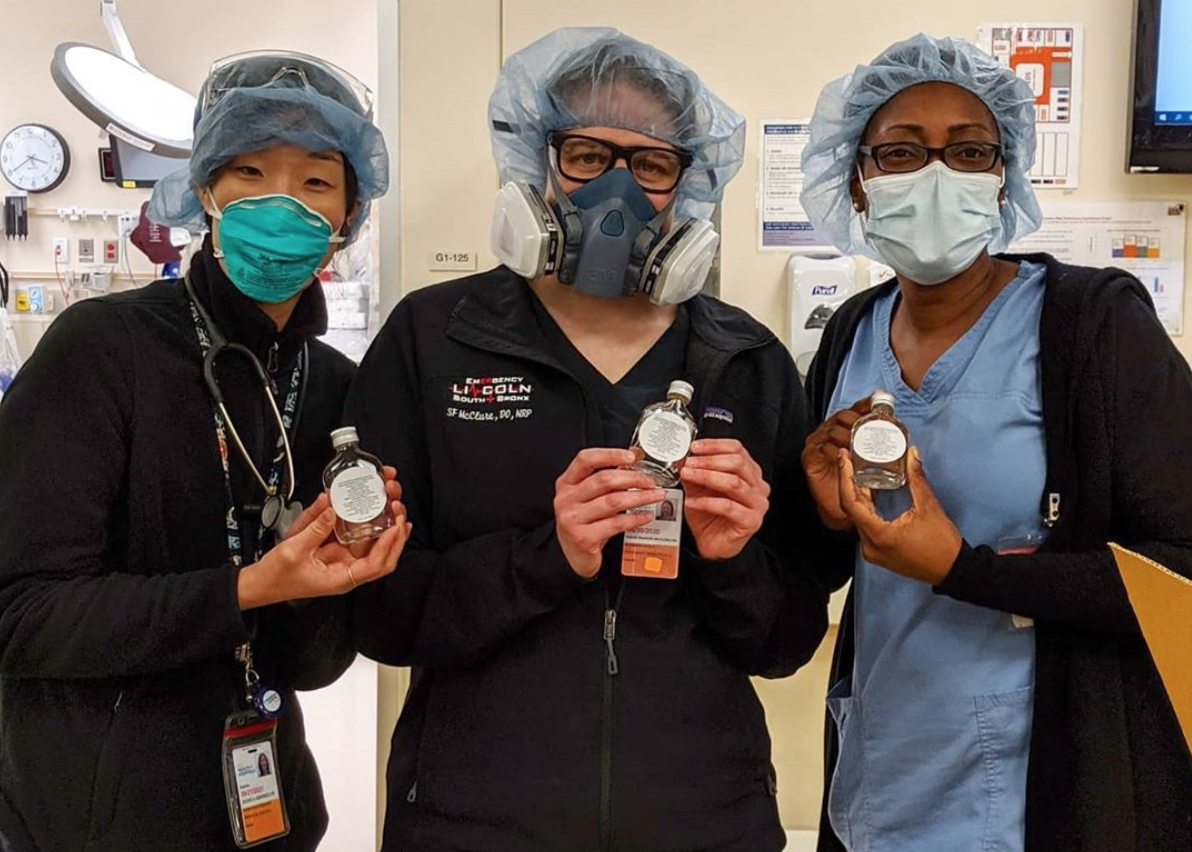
0,247,356,852
345,267,832,852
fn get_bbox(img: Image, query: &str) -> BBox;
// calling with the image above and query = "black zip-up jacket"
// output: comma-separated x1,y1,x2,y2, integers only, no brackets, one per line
0,248,356,852
344,267,831,852
806,253,1192,852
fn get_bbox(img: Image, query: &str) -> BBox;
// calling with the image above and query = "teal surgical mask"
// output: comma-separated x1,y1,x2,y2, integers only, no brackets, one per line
860,161,1004,286
208,193,345,303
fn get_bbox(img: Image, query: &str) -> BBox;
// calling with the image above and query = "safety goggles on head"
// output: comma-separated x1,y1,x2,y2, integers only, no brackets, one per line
201,50,375,121
857,140,1004,174
548,131,692,194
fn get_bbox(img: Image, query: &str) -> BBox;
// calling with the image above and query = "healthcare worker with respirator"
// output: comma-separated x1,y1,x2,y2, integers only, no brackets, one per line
345,27,832,852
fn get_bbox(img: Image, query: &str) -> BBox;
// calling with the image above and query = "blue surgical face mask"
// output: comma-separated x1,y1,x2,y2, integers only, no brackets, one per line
208,193,345,303
550,168,671,299
860,161,1004,286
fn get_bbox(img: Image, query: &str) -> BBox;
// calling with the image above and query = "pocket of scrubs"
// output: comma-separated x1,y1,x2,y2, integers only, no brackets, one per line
975,687,1034,852
826,678,863,849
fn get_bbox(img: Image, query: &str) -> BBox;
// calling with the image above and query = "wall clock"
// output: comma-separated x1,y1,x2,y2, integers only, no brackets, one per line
1,124,72,193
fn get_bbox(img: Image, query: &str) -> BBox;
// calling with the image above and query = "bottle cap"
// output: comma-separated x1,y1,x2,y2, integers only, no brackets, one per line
871,389,895,409
667,380,694,403
330,426,360,451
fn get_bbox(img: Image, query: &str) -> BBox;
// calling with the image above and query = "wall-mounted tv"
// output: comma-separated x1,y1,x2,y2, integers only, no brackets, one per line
1129,0,1192,172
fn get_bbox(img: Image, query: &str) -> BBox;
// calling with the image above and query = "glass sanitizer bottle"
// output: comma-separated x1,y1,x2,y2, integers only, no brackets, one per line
629,380,698,488
850,389,909,490
323,427,395,545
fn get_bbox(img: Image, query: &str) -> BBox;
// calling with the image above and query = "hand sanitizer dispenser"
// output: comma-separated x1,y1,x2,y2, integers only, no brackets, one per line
788,253,859,380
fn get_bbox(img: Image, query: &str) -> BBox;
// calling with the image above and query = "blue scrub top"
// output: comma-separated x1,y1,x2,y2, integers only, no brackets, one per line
826,261,1047,852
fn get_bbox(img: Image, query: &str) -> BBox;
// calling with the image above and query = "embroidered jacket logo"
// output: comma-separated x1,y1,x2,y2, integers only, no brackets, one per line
703,406,734,425
451,376,533,405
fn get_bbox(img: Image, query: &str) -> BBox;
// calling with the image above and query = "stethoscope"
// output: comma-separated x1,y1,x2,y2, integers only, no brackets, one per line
184,273,308,531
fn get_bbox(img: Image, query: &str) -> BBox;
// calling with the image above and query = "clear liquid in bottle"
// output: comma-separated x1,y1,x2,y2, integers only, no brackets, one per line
323,427,395,545
850,389,909,490
629,380,698,488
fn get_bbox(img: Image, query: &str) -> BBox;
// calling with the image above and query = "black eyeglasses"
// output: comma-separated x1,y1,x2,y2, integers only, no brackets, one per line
548,132,692,194
857,141,1004,174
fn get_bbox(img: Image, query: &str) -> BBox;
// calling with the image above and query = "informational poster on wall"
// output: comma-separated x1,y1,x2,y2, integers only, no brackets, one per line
977,23,1084,189
1009,200,1186,335
758,120,829,250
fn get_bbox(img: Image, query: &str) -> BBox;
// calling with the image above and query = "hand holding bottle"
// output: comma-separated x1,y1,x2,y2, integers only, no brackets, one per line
238,469,411,609
554,448,664,579
801,396,872,531
836,446,962,585
680,439,770,560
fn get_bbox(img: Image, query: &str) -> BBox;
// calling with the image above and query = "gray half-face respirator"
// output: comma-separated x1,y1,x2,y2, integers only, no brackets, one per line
490,166,719,305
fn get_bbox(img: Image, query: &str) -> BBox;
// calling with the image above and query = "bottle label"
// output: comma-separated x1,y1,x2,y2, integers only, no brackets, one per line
852,420,907,464
622,488,683,580
637,412,693,464
329,464,387,524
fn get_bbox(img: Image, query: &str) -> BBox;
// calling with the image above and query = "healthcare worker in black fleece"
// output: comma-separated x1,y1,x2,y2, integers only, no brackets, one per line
0,51,408,852
345,27,831,852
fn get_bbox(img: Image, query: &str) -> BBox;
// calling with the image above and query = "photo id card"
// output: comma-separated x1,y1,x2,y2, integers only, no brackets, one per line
222,712,290,848
622,488,683,580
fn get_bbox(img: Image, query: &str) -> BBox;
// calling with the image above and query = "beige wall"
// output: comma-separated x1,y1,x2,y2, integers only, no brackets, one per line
391,0,1192,832
7,0,1189,841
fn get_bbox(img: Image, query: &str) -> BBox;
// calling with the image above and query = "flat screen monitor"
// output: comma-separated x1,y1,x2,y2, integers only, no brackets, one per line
1129,0,1192,172
109,136,182,189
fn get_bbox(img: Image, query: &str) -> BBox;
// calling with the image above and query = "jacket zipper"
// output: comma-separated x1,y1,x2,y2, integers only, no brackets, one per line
599,584,624,851
603,609,619,676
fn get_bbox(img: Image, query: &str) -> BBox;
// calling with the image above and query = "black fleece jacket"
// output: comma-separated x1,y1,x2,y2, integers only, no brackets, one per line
0,248,356,852
345,267,832,852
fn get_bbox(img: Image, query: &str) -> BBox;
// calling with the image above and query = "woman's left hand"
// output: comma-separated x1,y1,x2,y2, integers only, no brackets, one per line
286,466,404,561
838,446,962,585
680,439,771,561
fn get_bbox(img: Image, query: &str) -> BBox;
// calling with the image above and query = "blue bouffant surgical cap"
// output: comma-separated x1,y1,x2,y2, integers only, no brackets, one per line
149,50,389,243
488,27,747,220
800,33,1043,257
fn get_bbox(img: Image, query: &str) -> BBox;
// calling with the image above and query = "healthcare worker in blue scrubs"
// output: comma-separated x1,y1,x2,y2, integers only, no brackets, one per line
799,33,1192,852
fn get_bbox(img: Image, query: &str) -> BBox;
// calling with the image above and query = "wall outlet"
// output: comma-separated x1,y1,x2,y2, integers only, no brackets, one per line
103,240,119,264
117,213,139,240
53,238,69,263
78,238,95,264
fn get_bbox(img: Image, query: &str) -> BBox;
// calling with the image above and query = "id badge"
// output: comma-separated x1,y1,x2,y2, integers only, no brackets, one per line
222,711,290,848
622,488,683,580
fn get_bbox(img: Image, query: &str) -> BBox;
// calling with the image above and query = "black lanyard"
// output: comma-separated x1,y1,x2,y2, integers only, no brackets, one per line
186,289,304,565
186,284,305,717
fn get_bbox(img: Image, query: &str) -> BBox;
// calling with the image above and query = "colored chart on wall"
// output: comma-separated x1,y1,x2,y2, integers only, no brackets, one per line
978,23,1085,189
1010,201,1186,335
